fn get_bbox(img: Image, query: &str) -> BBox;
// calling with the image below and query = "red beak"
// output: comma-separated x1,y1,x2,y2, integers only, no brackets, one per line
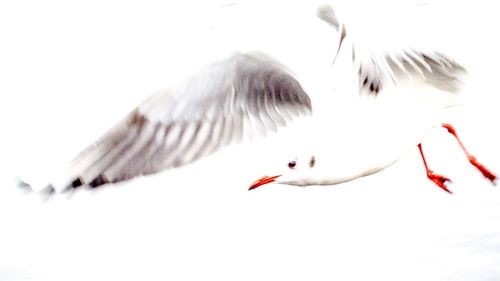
248,175,281,190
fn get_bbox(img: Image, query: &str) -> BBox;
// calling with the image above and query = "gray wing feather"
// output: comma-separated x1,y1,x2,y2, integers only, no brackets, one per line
317,5,467,96
391,51,465,92
60,52,311,190
358,50,466,95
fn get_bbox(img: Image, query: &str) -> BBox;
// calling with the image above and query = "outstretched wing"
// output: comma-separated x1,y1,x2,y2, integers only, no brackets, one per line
317,4,466,96
54,52,312,191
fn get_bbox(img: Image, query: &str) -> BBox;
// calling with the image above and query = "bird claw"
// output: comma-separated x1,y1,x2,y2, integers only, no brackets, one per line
427,171,452,193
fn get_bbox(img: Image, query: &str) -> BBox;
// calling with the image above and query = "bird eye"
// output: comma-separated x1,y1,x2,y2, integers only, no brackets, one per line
288,161,296,169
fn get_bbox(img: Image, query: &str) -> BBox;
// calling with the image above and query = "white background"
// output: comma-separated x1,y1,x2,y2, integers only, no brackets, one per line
1,0,499,280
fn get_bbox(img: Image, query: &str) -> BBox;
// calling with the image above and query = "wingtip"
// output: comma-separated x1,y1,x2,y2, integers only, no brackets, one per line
15,175,79,196
16,177,33,192
89,174,110,188
316,5,340,30
70,177,84,189
17,179,56,197
40,185,56,196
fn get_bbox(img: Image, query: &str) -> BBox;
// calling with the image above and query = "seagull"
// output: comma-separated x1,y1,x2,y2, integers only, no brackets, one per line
22,3,496,194
249,5,498,193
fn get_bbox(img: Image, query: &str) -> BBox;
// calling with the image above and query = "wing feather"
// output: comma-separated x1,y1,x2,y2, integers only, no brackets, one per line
52,52,311,191
318,5,467,96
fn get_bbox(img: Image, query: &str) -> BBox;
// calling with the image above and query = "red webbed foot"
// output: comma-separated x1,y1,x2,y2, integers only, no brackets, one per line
426,170,453,193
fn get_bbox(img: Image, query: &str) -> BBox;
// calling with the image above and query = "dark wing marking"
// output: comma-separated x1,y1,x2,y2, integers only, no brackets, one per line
56,52,311,191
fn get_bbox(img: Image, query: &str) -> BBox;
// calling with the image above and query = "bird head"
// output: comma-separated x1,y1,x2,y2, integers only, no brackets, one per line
249,154,320,190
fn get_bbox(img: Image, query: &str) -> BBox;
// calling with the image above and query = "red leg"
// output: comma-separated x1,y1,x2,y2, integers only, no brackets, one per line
418,143,453,193
442,124,497,184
